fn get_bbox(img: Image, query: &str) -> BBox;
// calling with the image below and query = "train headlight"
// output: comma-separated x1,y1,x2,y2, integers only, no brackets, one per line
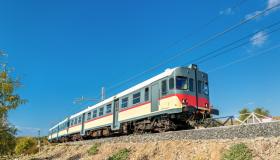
182,98,188,105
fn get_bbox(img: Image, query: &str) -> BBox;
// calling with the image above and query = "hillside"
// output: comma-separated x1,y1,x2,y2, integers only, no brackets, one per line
17,121,280,160
20,137,280,160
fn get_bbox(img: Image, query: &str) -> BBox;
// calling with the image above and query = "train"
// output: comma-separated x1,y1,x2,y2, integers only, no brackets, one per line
48,64,219,142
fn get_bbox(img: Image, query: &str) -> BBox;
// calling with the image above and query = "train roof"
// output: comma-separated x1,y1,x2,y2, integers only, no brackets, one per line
49,67,180,130
69,67,177,119
49,118,68,131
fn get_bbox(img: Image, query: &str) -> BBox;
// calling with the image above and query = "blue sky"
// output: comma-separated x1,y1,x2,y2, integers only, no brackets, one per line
0,0,280,136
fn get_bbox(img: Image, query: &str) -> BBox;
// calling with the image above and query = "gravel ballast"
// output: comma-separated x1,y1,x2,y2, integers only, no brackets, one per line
68,121,280,145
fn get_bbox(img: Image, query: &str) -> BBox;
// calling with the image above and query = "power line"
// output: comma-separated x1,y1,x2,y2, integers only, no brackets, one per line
207,43,280,73
158,0,249,53
196,26,280,64
182,20,280,65
105,3,280,94
79,0,249,101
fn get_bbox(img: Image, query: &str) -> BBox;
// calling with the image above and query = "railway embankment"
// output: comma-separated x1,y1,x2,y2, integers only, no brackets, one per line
21,121,280,160
68,120,280,145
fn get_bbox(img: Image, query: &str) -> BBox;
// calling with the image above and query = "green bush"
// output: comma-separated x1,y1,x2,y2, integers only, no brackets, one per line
108,148,130,160
222,143,252,160
0,124,16,156
87,143,101,155
15,137,38,155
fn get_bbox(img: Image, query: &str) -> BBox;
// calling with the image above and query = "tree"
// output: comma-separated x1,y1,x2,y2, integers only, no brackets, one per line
239,108,250,121
0,52,26,155
239,107,270,121
253,107,269,118
0,70,26,117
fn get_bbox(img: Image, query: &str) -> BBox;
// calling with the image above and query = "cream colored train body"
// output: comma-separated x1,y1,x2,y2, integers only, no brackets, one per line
48,65,218,142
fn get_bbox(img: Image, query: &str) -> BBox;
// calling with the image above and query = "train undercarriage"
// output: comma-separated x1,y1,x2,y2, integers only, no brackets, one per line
53,108,212,143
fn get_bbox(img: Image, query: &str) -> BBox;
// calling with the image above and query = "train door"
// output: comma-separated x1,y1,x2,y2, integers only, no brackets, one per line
56,126,59,141
81,113,86,135
151,83,159,112
112,98,120,130
66,117,70,135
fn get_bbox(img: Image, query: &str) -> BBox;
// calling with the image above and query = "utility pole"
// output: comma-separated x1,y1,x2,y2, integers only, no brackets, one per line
38,129,41,153
73,87,106,104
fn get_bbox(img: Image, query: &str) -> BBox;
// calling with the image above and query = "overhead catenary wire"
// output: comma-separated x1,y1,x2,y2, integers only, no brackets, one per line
182,20,280,65
196,26,280,64
89,0,249,100
206,43,280,73
158,0,249,53
105,3,280,95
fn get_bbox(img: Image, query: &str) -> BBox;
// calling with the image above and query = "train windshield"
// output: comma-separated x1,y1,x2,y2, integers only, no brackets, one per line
176,76,188,90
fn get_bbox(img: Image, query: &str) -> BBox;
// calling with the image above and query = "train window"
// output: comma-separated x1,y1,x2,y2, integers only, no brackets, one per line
198,80,202,94
133,92,141,104
92,110,97,118
87,112,91,120
74,118,77,125
204,82,209,95
189,78,194,92
121,97,128,108
169,78,174,89
176,76,188,90
144,88,149,101
78,116,82,124
106,104,112,113
99,107,104,116
161,80,167,96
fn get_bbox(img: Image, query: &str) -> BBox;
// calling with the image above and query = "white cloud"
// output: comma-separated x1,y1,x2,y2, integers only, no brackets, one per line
244,0,280,20
245,10,262,20
219,8,234,15
267,0,280,9
250,31,268,47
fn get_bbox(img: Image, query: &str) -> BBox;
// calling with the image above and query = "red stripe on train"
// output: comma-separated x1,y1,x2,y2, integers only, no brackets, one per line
69,93,209,128
161,93,209,108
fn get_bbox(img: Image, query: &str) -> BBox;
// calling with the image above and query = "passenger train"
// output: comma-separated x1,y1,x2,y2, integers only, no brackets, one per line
48,64,219,142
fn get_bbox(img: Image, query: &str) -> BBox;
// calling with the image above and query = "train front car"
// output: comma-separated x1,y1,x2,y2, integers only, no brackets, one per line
171,64,218,126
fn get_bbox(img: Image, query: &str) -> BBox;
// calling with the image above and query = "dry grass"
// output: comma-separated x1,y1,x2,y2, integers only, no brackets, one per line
19,137,280,160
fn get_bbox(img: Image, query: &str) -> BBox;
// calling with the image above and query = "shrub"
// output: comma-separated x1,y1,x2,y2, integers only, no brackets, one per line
222,143,252,160
87,143,101,155
15,137,38,155
108,148,130,160
0,128,16,155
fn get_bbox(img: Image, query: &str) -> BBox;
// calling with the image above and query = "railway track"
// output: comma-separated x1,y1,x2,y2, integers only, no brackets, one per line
64,121,280,145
